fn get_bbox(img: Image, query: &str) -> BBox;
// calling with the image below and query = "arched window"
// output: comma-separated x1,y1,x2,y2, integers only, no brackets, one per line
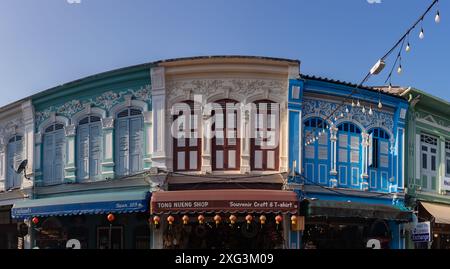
303,118,329,184
212,99,240,171
43,123,66,185
337,122,361,188
77,115,103,182
173,101,201,171
251,100,279,171
368,128,391,191
115,108,144,176
6,135,23,189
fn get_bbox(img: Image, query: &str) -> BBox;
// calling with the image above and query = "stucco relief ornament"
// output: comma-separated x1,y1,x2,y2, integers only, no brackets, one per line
303,98,394,131
35,84,151,127
167,79,286,104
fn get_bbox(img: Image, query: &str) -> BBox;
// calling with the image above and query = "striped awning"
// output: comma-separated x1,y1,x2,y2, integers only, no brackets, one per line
11,190,150,219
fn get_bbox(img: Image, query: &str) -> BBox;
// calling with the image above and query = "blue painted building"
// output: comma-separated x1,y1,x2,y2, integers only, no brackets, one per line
11,63,155,249
288,75,412,249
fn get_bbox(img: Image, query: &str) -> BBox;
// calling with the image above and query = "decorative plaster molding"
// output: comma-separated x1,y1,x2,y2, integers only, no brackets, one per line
303,98,395,132
166,79,287,105
65,124,76,137
102,117,114,129
35,85,151,128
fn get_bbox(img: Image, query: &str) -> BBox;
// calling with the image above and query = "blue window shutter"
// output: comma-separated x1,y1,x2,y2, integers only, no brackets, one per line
43,134,55,184
6,142,15,189
78,125,89,181
89,123,102,179
13,138,24,188
54,130,65,184
116,118,130,176
129,117,143,174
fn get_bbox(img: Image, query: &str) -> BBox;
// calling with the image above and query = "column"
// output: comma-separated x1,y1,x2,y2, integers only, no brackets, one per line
64,124,76,183
329,126,338,187
151,67,167,170
102,117,115,180
361,132,369,191
0,144,5,191
143,111,153,170
34,133,43,185
240,104,251,174
22,100,35,188
201,112,212,173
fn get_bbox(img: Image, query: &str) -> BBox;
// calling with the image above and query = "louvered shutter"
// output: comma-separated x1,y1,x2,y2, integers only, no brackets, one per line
90,123,102,178
78,125,89,181
6,142,15,189
117,118,130,175
129,117,143,174
13,138,24,188
54,130,65,184
43,134,54,184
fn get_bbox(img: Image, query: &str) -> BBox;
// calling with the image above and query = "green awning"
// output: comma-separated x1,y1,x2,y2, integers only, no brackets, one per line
308,200,412,222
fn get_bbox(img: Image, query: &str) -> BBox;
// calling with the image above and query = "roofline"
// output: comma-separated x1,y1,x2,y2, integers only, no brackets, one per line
410,87,450,106
154,55,300,66
300,74,406,100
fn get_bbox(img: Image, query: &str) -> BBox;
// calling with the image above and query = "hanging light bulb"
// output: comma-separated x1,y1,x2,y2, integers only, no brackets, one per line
406,42,411,52
435,11,440,24
362,106,366,114
345,107,349,113
340,112,344,118
351,100,355,107
357,100,361,107
369,106,373,116
334,116,338,121
378,100,383,109
397,64,402,74
419,28,425,39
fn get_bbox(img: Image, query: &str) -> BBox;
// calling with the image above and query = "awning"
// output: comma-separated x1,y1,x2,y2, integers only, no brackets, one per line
420,201,450,224
11,190,150,219
151,189,299,214
308,200,412,222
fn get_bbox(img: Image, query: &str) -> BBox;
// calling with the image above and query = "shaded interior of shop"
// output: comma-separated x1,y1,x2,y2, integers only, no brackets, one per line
160,214,286,249
0,206,18,249
32,213,151,249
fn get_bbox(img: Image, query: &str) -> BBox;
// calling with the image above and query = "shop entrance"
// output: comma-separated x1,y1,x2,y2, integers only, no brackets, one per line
162,214,285,249
302,218,391,249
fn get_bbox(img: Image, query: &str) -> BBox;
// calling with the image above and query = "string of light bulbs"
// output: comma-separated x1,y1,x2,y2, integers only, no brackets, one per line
304,0,441,147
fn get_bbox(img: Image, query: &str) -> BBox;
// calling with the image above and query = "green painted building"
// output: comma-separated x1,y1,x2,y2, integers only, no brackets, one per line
405,88,450,249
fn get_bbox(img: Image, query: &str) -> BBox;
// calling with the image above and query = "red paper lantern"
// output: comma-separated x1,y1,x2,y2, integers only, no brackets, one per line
259,215,266,225
275,215,283,224
107,213,115,223
153,215,161,225
32,217,39,225
214,215,222,227
167,215,175,225
198,215,205,225
182,215,190,225
245,214,253,224
229,215,237,225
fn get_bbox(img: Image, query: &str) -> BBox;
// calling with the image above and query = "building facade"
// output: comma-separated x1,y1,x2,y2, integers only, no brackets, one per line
11,64,154,249
0,99,34,249
405,88,450,249
288,76,411,249
148,56,302,250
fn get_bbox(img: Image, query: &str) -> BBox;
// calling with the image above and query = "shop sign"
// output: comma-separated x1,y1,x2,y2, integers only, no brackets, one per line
412,221,431,242
443,177,450,191
153,200,298,213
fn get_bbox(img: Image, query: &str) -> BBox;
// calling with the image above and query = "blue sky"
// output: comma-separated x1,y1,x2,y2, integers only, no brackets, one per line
0,0,448,107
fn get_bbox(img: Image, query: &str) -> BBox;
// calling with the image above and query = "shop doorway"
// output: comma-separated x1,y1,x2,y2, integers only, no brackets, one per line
97,226,123,249
162,214,285,249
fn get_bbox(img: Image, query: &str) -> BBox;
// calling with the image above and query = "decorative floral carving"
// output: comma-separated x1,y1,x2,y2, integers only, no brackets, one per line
102,117,114,129
166,79,287,104
35,85,151,128
303,98,395,132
